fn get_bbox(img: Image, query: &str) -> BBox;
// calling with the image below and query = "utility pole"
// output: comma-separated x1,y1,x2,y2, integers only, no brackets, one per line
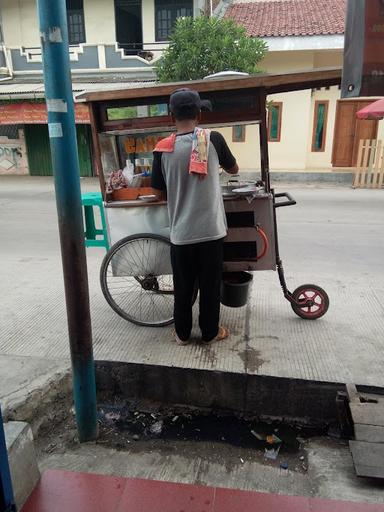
37,0,97,442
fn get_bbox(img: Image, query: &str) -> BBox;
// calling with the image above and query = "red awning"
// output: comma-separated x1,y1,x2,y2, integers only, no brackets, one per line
356,98,384,120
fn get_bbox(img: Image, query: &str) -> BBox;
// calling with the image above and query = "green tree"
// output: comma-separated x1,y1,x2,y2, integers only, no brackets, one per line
156,16,268,82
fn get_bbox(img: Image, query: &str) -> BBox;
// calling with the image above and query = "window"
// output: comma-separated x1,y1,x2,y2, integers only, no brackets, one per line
268,102,282,142
155,0,193,41
115,0,143,54
106,103,168,120
66,0,86,45
312,100,329,152
232,125,246,142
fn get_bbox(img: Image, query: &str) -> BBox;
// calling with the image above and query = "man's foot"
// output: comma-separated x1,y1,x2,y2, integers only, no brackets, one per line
202,326,230,344
174,331,190,346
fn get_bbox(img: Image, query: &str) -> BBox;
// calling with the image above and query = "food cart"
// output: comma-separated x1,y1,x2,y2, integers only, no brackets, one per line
77,68,341,327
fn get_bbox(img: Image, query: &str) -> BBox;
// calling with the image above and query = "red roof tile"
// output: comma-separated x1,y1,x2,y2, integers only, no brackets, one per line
224,0,347,37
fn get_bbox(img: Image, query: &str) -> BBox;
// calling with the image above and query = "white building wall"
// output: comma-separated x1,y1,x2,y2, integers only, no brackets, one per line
224,50,342,171
216,89,312,171
0,130,28,175
142,0,156,45
262,50,314,73
83,0,115,44
1,0,158,47
269,89,312,170
218,125,260,172
1,0,39,47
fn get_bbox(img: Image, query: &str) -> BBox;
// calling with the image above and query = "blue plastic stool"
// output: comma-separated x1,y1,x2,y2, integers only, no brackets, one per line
81,192,110,250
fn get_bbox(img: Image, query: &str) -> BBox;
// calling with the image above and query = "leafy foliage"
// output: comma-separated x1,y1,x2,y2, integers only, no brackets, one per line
156,16,268,82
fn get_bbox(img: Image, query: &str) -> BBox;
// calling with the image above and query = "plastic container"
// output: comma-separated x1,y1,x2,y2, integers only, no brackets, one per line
220,271,253,307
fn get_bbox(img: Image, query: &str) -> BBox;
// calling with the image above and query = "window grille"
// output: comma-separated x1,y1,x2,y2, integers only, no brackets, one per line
155,0,193,41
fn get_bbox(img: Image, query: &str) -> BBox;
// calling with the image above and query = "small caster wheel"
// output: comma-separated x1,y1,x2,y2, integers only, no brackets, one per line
291,284,329,320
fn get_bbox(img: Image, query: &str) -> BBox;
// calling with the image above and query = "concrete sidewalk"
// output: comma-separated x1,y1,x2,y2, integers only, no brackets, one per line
1,176,384,507
1,177,383,402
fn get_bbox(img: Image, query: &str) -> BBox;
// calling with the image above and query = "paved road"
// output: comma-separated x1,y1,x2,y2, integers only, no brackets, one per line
2,176,383,274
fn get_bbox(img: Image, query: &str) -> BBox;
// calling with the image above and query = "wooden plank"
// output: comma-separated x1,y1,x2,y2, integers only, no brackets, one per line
367,139,377,188
379,144,384,189
353,139,364,188
352,117,378,167
258,89,270,191
371,140,381,188
355,140,367,188
101,107,261,133
104,200,167,208
359,139,370,188
349,402,384,427
345,383,360,403
76,68,341,103
349,440,384,478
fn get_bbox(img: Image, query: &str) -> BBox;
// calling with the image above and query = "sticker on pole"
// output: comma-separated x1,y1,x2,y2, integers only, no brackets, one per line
48,122,63,138
47,99,67,113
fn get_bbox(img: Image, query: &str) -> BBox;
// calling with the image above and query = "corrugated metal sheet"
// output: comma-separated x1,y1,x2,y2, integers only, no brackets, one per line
24,124,53,176
0,81,156,100
25,124,93,177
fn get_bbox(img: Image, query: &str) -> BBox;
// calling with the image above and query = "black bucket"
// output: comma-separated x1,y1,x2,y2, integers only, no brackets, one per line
220,272,253,308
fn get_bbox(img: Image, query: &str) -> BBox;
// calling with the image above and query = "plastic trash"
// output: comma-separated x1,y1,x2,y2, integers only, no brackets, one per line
149,420,164,435
266,434,282,445
264,445,281,460
122,160,134,185
251,430,265,441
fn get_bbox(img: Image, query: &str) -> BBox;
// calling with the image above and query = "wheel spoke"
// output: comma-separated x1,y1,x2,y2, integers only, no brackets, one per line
101,236,175,326
292,284,328,319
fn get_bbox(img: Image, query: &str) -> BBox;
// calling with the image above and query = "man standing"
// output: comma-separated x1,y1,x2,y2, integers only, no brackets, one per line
151,88,239,345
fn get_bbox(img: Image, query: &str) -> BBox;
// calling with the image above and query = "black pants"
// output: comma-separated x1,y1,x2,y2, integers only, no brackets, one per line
171,238,223,342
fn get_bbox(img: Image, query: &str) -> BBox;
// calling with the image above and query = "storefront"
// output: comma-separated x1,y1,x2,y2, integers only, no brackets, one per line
0,101,93,176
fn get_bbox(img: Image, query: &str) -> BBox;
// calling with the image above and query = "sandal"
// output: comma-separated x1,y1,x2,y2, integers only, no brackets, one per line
203,326,230,344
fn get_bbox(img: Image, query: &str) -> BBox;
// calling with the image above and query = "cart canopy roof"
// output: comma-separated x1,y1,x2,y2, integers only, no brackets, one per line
77,67,341,103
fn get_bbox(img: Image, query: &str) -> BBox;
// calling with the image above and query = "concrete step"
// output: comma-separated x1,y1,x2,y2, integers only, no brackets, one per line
5,421,40,509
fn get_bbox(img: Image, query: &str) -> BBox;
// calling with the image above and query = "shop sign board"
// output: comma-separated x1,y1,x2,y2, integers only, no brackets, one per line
0,102,90,124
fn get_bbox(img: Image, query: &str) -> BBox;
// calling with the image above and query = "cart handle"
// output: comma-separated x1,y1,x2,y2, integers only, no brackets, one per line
274,192,296,208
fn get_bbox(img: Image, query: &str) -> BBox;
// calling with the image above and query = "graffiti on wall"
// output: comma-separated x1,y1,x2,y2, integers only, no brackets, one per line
0,145,23,170
0,133,28,174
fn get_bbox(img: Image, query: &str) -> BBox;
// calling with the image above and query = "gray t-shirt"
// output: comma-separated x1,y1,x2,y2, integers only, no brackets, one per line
152,131,236,245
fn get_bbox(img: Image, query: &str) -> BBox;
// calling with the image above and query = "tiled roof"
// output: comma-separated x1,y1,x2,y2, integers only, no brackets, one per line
224,0,347,37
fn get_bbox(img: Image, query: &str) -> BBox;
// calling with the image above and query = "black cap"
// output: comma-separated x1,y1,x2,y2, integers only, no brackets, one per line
169,88,212,113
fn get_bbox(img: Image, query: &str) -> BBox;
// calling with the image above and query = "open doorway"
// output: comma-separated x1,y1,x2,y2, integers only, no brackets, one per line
115,0,143,55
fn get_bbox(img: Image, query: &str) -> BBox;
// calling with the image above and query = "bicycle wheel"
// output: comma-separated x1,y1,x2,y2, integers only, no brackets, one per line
100,234,174,326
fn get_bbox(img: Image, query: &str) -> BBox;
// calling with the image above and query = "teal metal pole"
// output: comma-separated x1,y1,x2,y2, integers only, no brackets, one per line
36,0,97,442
